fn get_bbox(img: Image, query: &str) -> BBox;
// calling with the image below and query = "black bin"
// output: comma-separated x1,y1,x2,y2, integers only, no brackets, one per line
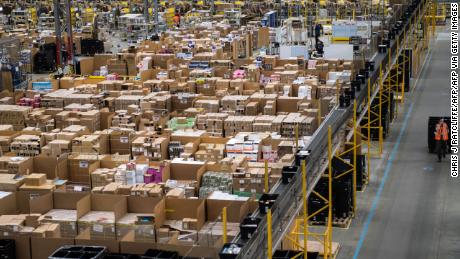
359,69,369,79
281,166,299,184
49,246,106,259
103,253,140,259
258,193,279,214
142,249,179,259
240,217,261,239
365,61,375,71
219,243,242,259
351,80,361,91
0,239,15,259
356,74,366,84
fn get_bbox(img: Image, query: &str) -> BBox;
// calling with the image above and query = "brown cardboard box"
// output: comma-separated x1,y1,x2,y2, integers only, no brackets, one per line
68,154,100,184
166,188,185,199
0,156,33,175
257,27,270,48
116,196,165,242
0,191,17,215
16,189,54,214
33,153,68,180
110,129,135,155
165,198,205,231
205,198,249,223
24,174,46,186
31,223,61,238
59,77,75,89
0,174,24,192
78,57,95,75
30,191,89,238
170,160,206,184
77,194,128,240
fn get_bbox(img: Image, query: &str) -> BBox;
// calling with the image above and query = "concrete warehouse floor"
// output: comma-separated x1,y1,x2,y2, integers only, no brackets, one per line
334,25,457,259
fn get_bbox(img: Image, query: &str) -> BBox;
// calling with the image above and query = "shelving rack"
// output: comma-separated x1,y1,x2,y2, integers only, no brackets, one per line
118,14,151,44
38,16,55,32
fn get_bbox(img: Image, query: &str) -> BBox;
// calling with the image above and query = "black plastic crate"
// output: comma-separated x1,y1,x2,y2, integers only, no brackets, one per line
142,249,179,259
103,253,140,259
258,193,279,214
49,245,106,259
218,243,242,259
0,239,15,259
281,166,298,184
365,61,375,71
240,216,261,239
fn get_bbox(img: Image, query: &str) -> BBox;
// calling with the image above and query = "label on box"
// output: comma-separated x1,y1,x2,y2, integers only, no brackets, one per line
93,224,103,232
74,186,83,192
120,137,129,143
79,161,89,168
239,180,245,184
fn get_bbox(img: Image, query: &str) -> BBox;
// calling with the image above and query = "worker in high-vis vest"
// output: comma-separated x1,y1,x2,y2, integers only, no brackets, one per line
434,119,449,162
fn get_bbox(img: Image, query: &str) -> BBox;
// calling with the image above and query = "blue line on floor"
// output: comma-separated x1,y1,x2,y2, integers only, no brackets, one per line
352,102,414,259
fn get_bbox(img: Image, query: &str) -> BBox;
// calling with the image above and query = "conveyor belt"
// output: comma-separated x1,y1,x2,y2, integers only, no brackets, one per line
232,0,428,257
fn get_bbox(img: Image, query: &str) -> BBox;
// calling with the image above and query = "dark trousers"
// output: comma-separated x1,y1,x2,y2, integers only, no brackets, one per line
436,140,447,161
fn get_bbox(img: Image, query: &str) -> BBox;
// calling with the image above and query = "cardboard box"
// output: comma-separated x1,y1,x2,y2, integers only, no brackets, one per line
68,154,100,184
116,196,165,242
77,194,128,240
0,191,17,215
206,196,250,223
0,174,24,192
24,174,46,186
165,198,205,231
30,191,89,238
170,159,206,185
33,153,68,180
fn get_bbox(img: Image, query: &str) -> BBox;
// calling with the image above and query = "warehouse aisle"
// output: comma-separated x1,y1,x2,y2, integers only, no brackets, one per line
335,26,459,259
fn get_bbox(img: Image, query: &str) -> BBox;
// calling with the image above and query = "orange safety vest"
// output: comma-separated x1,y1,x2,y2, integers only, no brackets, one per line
173,15,180,25
435,123,449,141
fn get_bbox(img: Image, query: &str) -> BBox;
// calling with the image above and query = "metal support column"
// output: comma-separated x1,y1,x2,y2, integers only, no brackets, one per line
64,0,74,65
144,0,150,23
54,0,62,66
153,0,159,33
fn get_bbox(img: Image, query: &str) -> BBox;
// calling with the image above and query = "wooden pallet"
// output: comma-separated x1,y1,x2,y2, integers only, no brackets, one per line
310,216,352,229
307,240,340,259
358,183,368,192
